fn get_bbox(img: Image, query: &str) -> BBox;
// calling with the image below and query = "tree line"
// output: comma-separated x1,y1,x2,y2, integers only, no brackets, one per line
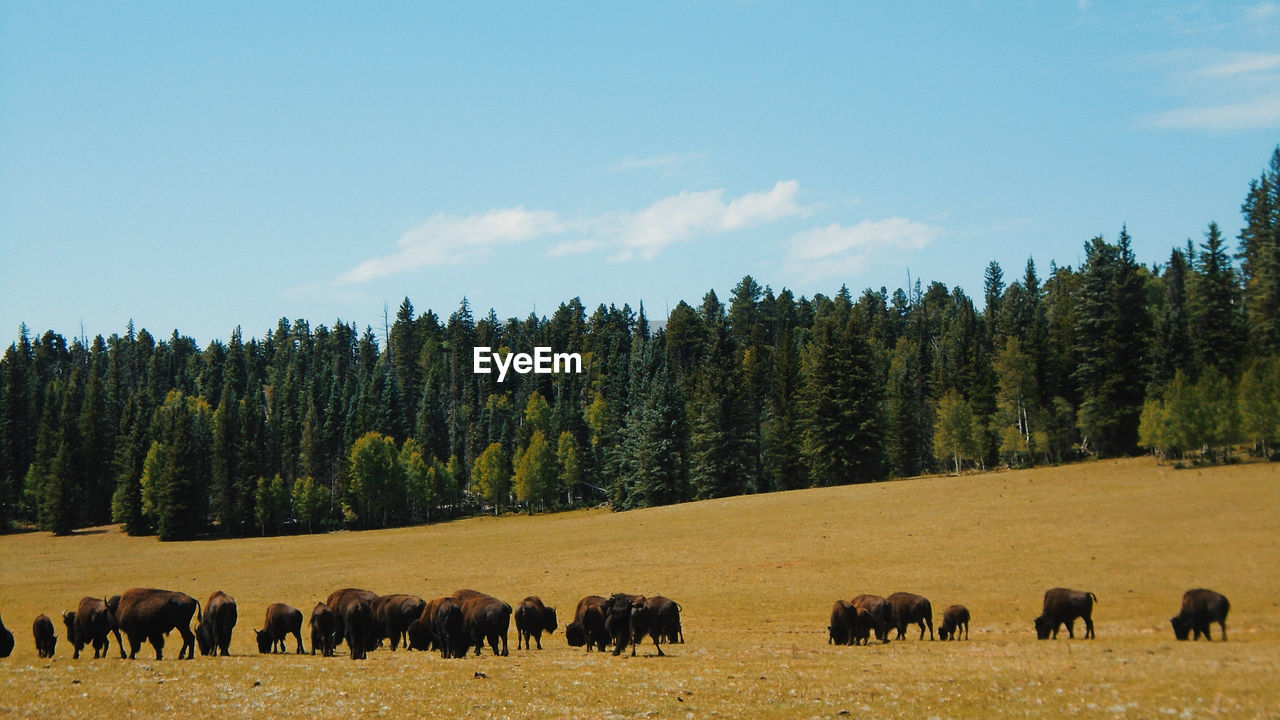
3,147,1279,540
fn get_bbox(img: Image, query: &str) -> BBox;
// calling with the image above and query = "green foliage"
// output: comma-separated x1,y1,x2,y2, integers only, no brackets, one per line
1238,356,1280,455
255,474,290,535
556,431,583,506
346,431,404,529
291,475,329,532
514,430,556,511
471,441,510,514
934,389,979,474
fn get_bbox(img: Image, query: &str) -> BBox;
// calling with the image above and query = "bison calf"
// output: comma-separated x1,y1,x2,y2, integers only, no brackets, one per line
33,614,57,658
1170,589,1229,641
65,597,124,659
938,605,970,641
256,603,305,654
1034,588,1096,640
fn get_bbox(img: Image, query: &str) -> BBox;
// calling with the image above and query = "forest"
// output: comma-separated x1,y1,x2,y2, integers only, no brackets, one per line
2,147,1278,540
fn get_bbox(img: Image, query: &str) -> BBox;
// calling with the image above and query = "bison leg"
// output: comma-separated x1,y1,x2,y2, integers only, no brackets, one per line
652,632,664,657
179,628,195,659
149,633,164,660
535,631,542,650
1218,619,1227,641
1083,616,1094,640
962,621,969,640
294,630,304,654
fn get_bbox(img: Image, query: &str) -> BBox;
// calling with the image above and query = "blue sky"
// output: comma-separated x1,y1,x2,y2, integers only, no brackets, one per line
3,2,1279,346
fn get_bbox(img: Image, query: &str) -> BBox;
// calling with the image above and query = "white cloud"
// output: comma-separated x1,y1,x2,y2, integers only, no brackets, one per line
1150,94,1280,130
337,207,562,284
784,218,941,280
1196,52,1280,78
1246,2,1280,21
602,180,804,261
611,152,706,172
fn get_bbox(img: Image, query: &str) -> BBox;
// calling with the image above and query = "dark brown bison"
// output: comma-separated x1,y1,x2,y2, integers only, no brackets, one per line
64,597,123,659
602,593,665,657
408,596,469,658
850,594,893,645
644,596,683,644
309,602,338,657
938,605,970,640
0,612,12,658
514,596,558,650
195,591,237,657
108,588,202,660
255,603,304,654
325,588,379,654
342,599,374,660
370,594,426,651
453,589,511,657
566,595,609,652
1170,589,1229,641
888,592,934,641
828,600,856,645
1034,588,1096,640
33,614,57,658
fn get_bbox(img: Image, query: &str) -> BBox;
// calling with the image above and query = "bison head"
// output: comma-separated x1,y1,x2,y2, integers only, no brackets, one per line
254,629,273,654
565,621,585,647
195,622,214,656
1034,615,1052,640
938,626,952,641
1170,615,1192,641
544,607,558,634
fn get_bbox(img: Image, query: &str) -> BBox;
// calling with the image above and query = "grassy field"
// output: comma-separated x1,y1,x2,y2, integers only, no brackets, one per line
1,457,1277,719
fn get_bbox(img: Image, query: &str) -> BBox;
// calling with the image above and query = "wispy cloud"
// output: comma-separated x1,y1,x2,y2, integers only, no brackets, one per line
784,217,941,280
603,180,803,261
1149,94,1280,130
337,180,806,283
610,152,707,173
336,207,563,285
1246,2,1280,22
1195,52,1280,78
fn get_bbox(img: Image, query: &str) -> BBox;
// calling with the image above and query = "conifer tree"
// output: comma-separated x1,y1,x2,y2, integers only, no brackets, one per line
1189,222,1245,377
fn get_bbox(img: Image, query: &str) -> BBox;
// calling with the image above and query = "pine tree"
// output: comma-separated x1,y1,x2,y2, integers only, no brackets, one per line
1238,148,1280,355
1189,222,1245,377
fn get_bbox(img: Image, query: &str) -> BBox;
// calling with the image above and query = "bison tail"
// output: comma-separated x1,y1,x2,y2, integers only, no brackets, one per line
1088,592,1098,604
196,600,204,623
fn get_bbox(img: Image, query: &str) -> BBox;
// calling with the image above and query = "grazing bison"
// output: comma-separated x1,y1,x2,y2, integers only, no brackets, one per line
514,596,558,650
829,600,856,645
64,597,123,659
409,596,469,658
850,594,893,645
324,588,379,654
309,603,338,657
1034,588,1096,640
370,594,426,651
109,588,201,660
255,603,304,654
33,614,57,658
341,599,374,660
1170,589,1229,641
0,612,12,658
888,592,934,641
644,596,683,644
196,591,237,657
567,595,610,652
453,589,512,657
602,593,665,657
938,605,970,641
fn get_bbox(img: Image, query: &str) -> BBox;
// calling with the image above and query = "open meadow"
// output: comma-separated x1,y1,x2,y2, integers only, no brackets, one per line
1,457,1277,719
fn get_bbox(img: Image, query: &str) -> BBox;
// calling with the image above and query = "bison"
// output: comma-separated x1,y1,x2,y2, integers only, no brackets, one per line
938,605,970,641
888,592,934,641
33,614,57,658
850,594,893,645
196,591,237,657
408,596,469,658
1170,589,1229,641
1034,588,1096,640
255,603,304,654
566,595,609,652
108,588,201,660
341,599,374,660
370,594,426,651
644,596,683,645
64,597,123,659
0,612,12,658
829,600,856,645
453,589,511,657
309,602,338,657
514,596,558,650
324,588,379,654
602,593,665,657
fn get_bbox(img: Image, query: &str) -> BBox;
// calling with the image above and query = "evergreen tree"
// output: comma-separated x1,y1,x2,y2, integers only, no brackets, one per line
1151,247,1194,387
1188,222,1245,377
1238,148,1280,355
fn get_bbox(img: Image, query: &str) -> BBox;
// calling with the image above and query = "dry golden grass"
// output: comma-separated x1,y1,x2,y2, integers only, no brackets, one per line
1,457,1278,718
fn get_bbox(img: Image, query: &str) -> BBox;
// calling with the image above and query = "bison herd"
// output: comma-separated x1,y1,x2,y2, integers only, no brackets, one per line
0,586,684,662
0,585,1235,661
828,587,1231,646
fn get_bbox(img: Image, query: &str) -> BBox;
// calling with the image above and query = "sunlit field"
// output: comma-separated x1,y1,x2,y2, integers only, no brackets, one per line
1,457,1277,719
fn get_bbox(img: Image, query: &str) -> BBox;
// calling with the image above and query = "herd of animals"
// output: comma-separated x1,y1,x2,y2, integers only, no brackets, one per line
0,588,683,662
0,585,1233,663
828,587,1231,646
